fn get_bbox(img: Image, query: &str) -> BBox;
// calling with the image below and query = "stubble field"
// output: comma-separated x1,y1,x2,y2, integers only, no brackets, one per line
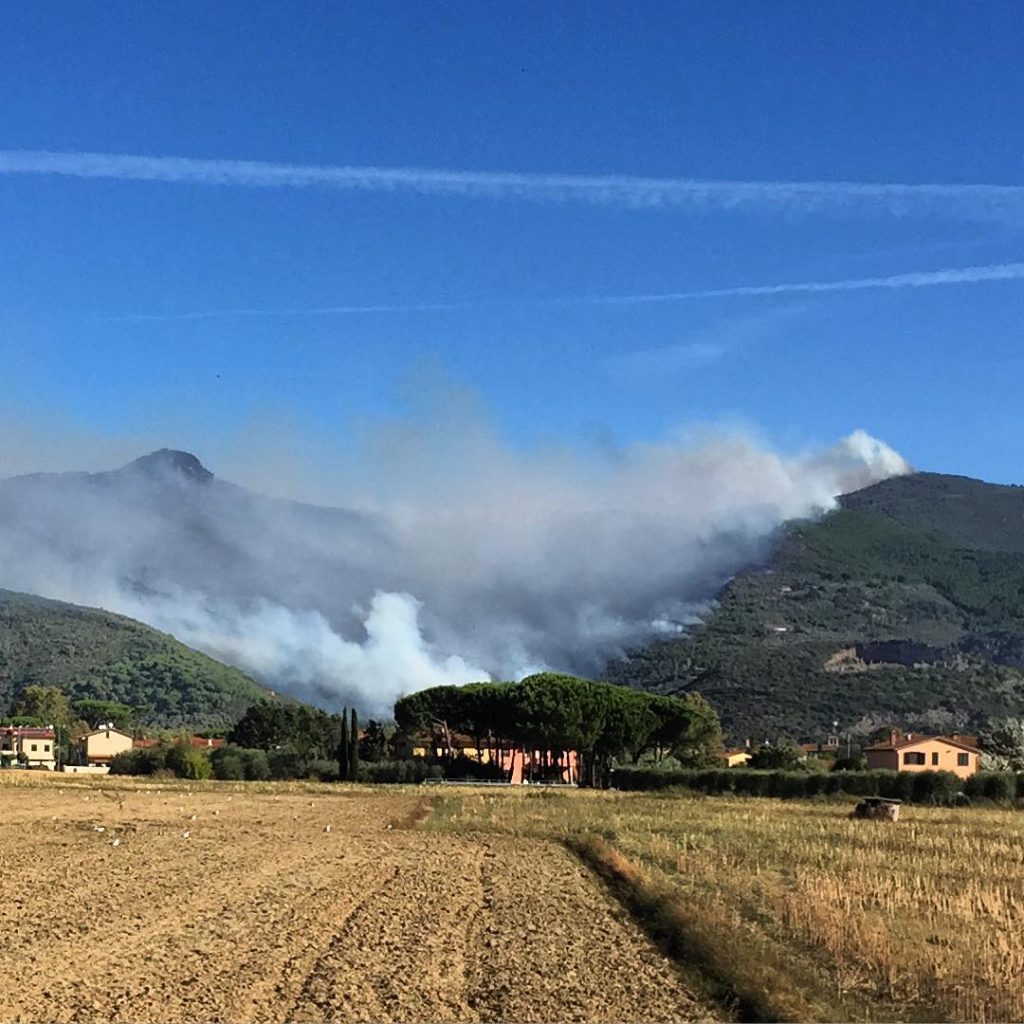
6,774,1023,1024
0,774,713,1024
431,787,1024,1022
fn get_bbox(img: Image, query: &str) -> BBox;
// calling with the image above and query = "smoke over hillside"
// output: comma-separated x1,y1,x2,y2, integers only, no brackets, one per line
0,428,908,714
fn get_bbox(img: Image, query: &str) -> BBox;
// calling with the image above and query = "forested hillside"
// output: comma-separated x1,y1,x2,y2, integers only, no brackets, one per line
0,589,278,729
608,473,1024,741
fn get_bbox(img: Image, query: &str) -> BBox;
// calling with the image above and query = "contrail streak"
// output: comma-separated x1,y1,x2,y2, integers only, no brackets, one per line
596,261,1024,304
4,149,1024,220
93,261,1024,322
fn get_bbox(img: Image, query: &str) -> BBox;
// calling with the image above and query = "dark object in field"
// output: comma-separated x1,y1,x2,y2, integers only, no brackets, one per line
852,796,901,821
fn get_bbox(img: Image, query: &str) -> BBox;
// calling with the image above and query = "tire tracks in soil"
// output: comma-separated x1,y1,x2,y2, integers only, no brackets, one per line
1,786,715,1024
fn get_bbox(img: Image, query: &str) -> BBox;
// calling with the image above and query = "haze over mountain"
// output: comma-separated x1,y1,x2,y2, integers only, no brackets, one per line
0,431,906,714
609,471,1024,740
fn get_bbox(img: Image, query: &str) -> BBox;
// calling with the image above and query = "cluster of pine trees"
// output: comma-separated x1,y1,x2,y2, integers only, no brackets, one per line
394,672,722,787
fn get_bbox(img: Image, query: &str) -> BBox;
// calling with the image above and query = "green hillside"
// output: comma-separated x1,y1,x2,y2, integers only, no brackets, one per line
0,589,278,729
607,472,1024,741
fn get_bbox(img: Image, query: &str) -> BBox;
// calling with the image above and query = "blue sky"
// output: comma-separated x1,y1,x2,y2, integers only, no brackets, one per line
2,1,1023,484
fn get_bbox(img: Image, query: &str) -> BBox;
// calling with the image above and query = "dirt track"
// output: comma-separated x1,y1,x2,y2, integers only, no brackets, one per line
0,780,712,1023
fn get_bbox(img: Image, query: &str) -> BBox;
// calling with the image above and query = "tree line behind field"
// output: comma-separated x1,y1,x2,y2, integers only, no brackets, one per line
393,673,722,786
97,673,723,786
613,764,1024,804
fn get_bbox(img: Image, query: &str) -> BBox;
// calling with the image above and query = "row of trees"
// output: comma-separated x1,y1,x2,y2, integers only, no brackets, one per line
110,741,220,780
394,673,723,786
613,765,1024,804
9,677,723,787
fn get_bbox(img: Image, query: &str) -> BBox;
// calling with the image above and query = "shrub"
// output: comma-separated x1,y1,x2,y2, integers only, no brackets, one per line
109,747,166,775
965,771,1017,803
748,744,805,770
890,771,918,802
739,772,772,797
205,745,271,782
210,746,246,781
358,758,443,784
239,747,270,781
267,751,309,780
610,767,695,791
165,745,212,781
306,758,340,782
611,765,971,805
804,772,827,797
910,771,962,806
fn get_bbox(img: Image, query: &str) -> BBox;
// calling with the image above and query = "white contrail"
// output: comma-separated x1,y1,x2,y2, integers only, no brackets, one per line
595,260,1024,304
93,301,467,322
4,149,1024,220
93,261,1024,322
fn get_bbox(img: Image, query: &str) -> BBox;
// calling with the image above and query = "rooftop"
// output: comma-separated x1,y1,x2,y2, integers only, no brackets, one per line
864,732,981,754
1,725,56,738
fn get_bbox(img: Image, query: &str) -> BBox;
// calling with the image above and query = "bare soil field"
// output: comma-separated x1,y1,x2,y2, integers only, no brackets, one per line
0,776,712,1024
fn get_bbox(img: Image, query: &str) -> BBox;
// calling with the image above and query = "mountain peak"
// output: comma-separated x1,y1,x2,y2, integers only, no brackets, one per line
124,449,214,484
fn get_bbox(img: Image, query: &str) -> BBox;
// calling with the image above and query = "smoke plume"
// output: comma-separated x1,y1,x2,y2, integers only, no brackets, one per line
0,425,909,715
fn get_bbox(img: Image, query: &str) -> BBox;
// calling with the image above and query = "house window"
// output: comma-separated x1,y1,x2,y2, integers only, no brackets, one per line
30,744,37,752
931,752,939,766
957,753,969,767
904,751,926,765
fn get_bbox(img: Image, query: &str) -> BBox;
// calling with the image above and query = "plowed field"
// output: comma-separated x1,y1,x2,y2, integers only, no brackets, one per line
0,779,713,1023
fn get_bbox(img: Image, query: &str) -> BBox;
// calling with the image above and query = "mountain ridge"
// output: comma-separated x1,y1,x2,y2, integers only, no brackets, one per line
0,586,280,728
607,470,1024,740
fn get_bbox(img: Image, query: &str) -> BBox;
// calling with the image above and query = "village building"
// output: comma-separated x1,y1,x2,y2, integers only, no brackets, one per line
79,726,134,766
0,725,57,770
405,732,579,784
864,731,982,779
719,749,752,767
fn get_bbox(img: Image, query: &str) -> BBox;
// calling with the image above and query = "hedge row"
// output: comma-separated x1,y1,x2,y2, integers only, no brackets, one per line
611,767,1024,805
109,745,214,780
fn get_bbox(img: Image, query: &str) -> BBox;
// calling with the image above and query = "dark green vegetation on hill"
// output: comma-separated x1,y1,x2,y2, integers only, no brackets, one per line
608,473,1024,741
0,589,277,729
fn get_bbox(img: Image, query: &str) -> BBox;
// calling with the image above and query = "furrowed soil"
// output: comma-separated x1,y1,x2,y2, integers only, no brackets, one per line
0,777,714,1023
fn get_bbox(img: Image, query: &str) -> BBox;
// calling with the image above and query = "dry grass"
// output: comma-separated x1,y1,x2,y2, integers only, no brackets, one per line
0,768,400,798
430,788,1024,1022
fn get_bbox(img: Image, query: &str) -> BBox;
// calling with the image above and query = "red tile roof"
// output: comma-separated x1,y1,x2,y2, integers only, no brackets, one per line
865,734,981,754
132,735,225,749
1,725,56,739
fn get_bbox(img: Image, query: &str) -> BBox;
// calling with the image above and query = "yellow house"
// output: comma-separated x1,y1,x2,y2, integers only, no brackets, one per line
864,731,981,779
80,727,134,766
407,733,498,763
0,726,57,769
720,749,752,767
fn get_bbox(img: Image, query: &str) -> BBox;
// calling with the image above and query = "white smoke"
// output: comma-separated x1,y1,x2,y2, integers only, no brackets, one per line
0,422,910,715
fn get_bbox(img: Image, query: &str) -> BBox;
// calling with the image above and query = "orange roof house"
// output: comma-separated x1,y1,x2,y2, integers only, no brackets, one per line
864,731,981,779
404,732,579,784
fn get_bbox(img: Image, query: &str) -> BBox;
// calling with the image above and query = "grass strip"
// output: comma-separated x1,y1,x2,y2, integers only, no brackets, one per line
568,833,852,1023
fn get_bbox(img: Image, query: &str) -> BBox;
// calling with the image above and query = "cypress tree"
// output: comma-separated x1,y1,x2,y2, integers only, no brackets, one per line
350,707,359,783
338,707,350,782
